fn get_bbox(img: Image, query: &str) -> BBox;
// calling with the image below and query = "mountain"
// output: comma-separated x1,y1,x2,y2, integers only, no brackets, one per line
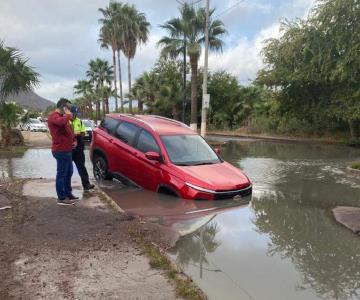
5,91,55,111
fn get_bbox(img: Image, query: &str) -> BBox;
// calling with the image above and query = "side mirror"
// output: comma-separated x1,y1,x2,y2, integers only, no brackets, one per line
214,147,221,155
145,151,161,162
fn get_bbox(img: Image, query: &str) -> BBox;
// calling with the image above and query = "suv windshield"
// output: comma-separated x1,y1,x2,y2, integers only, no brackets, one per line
161,135,220,166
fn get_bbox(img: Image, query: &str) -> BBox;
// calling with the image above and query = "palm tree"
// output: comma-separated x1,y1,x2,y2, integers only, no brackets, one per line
132,71,154,114
120,4,150,114
0,41,39,146
0,41,39,102
98,2,123,112
86,58,113,121
158,3,226,130
73,79,94,119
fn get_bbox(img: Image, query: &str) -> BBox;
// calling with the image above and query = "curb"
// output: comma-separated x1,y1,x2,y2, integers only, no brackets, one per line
346,166,360,175
95,187,125,213
207,132,342,144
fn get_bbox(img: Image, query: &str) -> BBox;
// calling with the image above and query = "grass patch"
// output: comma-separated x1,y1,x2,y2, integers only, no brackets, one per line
350,162,360,170
0,145,28,155
131,232,207,300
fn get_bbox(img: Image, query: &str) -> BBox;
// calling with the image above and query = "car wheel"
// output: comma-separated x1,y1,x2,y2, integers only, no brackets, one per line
93,156,113,181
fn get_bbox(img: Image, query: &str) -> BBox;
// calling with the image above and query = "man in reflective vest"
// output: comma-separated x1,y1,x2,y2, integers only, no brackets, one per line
71,105,95,191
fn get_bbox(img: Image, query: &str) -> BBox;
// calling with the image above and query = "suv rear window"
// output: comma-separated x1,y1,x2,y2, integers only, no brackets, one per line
101,117,119,134
136,130,160,153
115,122,139,145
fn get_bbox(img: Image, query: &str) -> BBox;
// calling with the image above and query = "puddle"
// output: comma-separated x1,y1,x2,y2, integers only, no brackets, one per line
2,141,360,300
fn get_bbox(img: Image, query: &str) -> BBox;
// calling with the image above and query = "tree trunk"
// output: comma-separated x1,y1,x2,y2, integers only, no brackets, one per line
190,54,198,131
96,100,100,123
112,49,118,113
88,99,93,120
128,57,132,114
1,125,11,147
349,119,360,138
106,98,109,114
102,98,106,118
172,104,180,121
138,100,143,114
117,50,124,113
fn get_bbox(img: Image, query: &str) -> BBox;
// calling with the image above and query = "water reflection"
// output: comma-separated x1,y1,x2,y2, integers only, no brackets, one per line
253,191,360,300
172,139,360,300
100,181,251,236
0,148,93,179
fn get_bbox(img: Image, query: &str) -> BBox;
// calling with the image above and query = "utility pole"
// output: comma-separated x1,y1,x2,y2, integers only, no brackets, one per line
201,0,210,137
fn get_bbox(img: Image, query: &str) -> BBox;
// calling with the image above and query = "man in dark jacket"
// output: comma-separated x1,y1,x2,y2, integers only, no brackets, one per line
70,105,95,191
48,98,79,205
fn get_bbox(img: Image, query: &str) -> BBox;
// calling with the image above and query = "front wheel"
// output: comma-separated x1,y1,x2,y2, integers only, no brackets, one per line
93,156,113,181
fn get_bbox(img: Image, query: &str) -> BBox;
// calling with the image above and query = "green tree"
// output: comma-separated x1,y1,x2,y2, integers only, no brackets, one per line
86,58,113,120
98,2,124,112
0,102,23,146
158,3,226,130
0,42,39,146
118,4,150,114
132,58,183,118
257,0,360,138
73,79,95,120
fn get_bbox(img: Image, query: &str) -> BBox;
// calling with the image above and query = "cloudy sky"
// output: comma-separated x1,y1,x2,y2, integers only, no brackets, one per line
0,0,315,102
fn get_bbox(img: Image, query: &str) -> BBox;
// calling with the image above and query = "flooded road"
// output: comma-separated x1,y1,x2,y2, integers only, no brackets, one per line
1,140,360,300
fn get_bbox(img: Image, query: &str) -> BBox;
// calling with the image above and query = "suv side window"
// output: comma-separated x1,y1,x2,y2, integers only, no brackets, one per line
115,121,139,145
101,117,119,134
136,130,160,153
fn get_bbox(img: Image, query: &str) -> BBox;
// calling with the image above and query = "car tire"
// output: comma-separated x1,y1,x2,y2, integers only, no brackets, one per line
93,155,113,181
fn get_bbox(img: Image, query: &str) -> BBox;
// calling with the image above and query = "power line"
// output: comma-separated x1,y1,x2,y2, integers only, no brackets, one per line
215,0,246,18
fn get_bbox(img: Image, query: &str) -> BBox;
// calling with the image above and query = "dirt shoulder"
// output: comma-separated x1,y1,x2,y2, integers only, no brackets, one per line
208,130,345,144
22,131,52,148
0,179,181,300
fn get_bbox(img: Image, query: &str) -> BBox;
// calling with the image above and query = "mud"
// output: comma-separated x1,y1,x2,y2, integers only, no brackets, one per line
0,180,180,300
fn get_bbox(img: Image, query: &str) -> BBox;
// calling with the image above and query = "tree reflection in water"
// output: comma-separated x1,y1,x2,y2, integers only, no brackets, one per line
252,191,360,300
170,221,221,277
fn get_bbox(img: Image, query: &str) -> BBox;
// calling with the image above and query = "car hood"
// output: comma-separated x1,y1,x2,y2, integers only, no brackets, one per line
177,162,250,191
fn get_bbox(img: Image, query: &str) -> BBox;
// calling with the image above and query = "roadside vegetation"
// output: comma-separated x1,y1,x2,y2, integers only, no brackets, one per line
0,41,39,148
131,232,207,300
70,0,360,143
351,162,360,170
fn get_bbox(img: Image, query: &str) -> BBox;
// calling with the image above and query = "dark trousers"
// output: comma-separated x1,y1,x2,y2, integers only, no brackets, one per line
72,149,90,188
52,151,73,200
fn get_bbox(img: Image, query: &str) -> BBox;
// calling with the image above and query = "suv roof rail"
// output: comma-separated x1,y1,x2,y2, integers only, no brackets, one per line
148,115,190,128
117,113,155,131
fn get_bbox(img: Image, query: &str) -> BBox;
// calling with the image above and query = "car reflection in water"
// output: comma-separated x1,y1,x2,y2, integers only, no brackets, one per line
99,179,251,236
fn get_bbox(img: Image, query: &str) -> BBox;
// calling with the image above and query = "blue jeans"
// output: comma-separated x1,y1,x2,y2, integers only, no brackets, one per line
52,151,73,200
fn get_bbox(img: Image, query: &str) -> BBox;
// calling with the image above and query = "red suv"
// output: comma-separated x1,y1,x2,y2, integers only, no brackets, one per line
90,114,252,200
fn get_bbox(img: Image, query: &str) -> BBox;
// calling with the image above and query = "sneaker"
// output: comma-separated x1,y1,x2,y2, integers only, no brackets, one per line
84,184,95,191
57,199,76,206
67,194,79,200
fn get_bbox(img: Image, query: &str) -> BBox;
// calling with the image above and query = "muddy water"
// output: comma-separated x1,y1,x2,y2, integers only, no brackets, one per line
0,148,93,179
169,139,360,300
1,141,360,300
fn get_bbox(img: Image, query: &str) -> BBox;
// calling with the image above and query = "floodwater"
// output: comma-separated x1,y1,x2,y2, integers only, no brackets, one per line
0,148,93,180
1,140,360,300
